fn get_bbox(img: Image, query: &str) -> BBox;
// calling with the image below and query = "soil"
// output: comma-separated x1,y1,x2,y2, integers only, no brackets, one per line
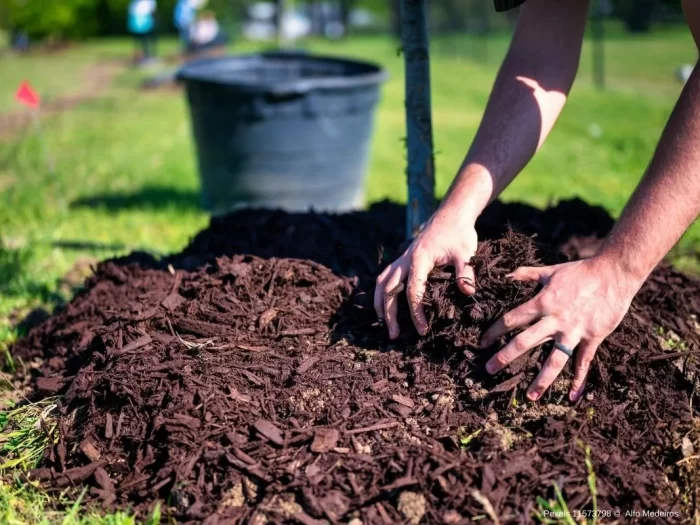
11,199,700,524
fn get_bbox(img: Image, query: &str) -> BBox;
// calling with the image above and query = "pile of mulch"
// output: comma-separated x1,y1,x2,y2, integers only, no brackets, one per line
11,199,700,524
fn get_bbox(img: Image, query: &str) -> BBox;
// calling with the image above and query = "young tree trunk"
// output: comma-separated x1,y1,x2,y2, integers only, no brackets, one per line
276,0,290,47
339,0,354,35
401,0,436,239
310,1,323,36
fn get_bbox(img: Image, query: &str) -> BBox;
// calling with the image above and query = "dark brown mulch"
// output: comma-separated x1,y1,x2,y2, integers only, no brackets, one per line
11,199,700,524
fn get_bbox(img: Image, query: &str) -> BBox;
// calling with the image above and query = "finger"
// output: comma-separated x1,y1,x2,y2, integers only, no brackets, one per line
454,256,476,295
508,265,557,284
406,255,433,336
383,261,408,340
485,317,557,375
374,264,394,320
569,339,600,402
527,333,580,401
480,296,544,348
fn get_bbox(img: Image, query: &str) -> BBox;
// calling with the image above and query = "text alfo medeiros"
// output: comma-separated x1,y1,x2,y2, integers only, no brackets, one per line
625,510,680,519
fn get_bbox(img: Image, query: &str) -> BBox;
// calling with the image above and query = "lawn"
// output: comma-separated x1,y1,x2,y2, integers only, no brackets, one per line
0,23,699,522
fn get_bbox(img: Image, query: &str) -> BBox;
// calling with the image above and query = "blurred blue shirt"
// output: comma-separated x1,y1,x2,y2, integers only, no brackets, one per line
174,0,196,33
128,0,156,34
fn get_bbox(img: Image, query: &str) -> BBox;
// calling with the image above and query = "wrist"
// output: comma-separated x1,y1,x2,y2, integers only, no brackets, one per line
589,250,647,299
437,164,495,224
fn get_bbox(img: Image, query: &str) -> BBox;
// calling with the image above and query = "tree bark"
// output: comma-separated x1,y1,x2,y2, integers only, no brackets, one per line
276,0,290,47
401,0,436,239
339,0,354,35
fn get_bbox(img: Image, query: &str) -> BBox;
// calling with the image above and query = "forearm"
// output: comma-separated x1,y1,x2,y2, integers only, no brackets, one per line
596,65,700,287
440,0,589,221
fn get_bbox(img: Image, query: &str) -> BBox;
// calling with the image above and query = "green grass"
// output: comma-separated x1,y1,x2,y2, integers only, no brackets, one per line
1,27,698,330
0,24,699,521
0,400,164,524
0,398,59,472
0,480,161,525
534,442,600,524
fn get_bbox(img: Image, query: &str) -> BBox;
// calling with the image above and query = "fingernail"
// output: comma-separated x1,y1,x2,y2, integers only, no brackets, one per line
480,338,489,348
389,329,399,340
485,362,497,374
569,390,580,402
459,283,476,295
528,390,540,401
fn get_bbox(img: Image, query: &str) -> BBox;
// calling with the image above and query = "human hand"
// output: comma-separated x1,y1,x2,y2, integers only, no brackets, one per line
375,205,479,339
480,256,641,402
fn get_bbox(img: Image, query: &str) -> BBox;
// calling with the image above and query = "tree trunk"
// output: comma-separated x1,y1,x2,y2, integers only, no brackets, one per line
310,1,323,36
339,0,354,35
401,0,436,239
276,0,289,47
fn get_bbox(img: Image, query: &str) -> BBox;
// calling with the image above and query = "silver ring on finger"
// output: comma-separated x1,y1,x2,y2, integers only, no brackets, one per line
553,341,575,359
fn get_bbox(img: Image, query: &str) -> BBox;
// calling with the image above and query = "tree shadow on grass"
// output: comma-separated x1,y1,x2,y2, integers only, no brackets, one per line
0,243,66,336
70,185,200,212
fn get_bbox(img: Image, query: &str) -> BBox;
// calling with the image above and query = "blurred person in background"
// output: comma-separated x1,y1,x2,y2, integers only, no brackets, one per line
174,0,210,51
128,0,158,63
187,9,229,54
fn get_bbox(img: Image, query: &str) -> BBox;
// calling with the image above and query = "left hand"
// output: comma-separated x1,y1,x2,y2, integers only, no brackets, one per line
480,256,641,402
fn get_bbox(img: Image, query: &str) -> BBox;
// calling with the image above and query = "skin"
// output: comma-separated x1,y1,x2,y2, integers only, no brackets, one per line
376,0,700,402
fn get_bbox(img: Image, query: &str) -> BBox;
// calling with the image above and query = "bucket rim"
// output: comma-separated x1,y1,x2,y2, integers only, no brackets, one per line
175,51,388,96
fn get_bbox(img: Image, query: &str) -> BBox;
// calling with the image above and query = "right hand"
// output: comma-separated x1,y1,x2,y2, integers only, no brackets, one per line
374,206,479,339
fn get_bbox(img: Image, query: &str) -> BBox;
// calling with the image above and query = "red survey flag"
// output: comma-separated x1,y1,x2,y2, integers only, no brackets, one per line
15,81,41,109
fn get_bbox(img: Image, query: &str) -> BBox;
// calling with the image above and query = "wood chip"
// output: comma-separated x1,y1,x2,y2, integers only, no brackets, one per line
371,379,389,392
93,467,113,491
115,334,152,355
241,369,265,386
311,428,340,453
381,476,418,491
253,419,284,446
161,293,186,311
391,394,415,408
297,356,320,374
279,328,317,337
230,388,252,403
55,460,107,488
132,308,159,322
258,308,278,329
233,447,258,465
79,439,101,462
376,502,393,524
105,414,114,439
390,404,413,418
36,376,66,394
489,372,525,394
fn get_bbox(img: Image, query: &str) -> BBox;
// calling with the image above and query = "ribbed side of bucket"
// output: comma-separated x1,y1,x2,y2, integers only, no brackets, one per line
179,53,386,214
